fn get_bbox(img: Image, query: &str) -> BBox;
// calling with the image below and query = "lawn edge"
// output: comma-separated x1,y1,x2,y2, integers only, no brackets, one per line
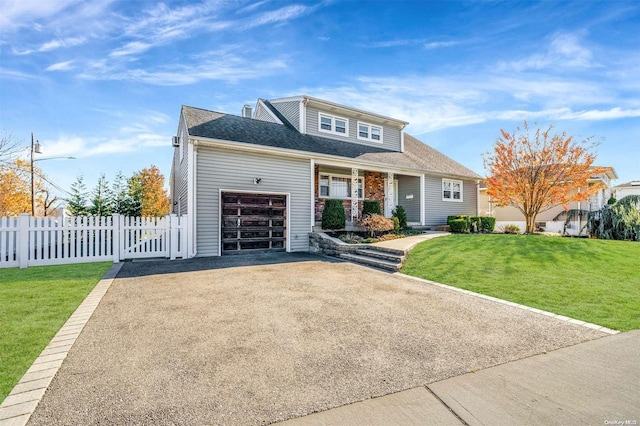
0,262,124,426
396,272,620,336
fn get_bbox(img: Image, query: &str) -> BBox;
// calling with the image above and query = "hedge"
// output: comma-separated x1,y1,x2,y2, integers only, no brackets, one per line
322,199,346,230
362,200,382,217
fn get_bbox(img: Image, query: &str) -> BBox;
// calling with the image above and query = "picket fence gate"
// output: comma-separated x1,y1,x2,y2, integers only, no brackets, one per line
0,214,189,269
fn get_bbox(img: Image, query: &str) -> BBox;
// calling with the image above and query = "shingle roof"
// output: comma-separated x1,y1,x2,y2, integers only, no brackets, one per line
182,105,481,179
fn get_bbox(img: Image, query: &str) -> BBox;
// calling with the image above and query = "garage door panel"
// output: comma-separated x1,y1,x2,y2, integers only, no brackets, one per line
221,193,286,254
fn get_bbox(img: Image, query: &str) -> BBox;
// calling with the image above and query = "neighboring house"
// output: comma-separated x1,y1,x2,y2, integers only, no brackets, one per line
479,167,618,234
170,95,481,256
614,180,640,199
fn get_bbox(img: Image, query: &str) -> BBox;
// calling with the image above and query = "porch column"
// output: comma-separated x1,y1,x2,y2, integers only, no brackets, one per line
386,172,394,217
351,168,359,222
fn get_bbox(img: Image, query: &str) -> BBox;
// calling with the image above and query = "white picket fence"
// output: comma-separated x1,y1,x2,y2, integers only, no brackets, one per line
0,214,189,268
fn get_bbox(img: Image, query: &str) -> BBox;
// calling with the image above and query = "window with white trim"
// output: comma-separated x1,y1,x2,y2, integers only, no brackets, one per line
318,113,349,137
442,179,463,201
357,121,383,143
319,174,363,199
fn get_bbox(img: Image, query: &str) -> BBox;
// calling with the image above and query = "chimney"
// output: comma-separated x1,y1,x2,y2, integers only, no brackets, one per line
242,104,253,118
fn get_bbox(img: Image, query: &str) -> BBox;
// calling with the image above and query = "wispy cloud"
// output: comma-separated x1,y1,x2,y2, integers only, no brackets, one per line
0,0,80,31
42,111,173,157
242,4,315,29
79,55,288,85
109,41,153,58
12,37,87,55
363,38,459,49
0,67,43,80
46,60,75,71
498,32,594,72
424,41,459,49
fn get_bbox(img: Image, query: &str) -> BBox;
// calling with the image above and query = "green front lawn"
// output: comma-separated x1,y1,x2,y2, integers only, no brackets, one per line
0,262,112,403
402,234,640,331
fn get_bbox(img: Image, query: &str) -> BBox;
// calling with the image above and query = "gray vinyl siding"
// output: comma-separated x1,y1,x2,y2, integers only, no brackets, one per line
423,176,478,226
270,100,300,130
254,102,280,124
305,106,401,151
396,175,421,223
196,147,311,256
171,115,189,216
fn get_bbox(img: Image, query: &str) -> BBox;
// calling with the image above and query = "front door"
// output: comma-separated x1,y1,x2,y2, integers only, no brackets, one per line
384,179,399,217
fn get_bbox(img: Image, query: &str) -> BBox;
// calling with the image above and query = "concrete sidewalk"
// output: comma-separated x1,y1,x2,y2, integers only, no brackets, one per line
369,231,450,252
279,330,640,425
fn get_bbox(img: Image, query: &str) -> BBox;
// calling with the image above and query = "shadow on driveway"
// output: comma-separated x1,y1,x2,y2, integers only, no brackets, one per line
117,252,345,278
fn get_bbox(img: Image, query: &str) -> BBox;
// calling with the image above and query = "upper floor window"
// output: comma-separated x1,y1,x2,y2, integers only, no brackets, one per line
319,113,349,137
357,121,383,143
442,179,463,202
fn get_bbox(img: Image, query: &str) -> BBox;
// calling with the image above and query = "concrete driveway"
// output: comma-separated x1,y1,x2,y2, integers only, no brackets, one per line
29,253,606,425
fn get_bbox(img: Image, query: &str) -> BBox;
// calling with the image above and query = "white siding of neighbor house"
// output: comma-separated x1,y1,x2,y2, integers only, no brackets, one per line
305,106,402,152
423,176,477,226
196,147,312,256
254,102,280,124
171,115,190,216
396,175,421,223
270,100,301,131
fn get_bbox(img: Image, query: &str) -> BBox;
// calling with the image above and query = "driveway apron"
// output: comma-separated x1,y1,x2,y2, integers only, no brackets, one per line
28,253,606,425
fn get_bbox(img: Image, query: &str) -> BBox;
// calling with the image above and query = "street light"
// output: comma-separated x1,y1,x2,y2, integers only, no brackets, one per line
30,132,76,216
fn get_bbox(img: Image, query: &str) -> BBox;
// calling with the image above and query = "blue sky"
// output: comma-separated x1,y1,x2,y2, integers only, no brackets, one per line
1,0,639,200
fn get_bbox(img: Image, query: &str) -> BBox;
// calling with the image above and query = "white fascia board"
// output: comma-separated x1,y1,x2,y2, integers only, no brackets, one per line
256,99,283,124
269,96,305,103
192,136,423,176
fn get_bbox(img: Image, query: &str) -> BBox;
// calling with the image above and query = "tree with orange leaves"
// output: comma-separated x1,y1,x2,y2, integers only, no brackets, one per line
131,165,170,217
483,122,607,234
0,159,53,216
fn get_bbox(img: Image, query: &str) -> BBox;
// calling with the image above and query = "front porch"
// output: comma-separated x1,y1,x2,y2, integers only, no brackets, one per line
313,164,423,227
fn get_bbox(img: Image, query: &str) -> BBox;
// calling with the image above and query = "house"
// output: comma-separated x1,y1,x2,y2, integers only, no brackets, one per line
614,180,640,199
170,96,481,256
479,167,618,234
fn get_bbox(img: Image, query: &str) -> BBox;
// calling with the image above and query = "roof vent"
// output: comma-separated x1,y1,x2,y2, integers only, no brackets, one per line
242,104,253,118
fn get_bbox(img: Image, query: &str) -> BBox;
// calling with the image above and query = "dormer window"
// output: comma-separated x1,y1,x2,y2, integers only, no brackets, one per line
318,112,349,137
357,121,383,143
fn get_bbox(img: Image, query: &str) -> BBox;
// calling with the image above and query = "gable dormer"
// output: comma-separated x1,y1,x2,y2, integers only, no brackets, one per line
264,96,408,152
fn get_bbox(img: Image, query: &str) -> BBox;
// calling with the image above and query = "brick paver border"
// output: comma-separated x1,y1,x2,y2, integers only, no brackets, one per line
398,273,619,335
0,262,124,426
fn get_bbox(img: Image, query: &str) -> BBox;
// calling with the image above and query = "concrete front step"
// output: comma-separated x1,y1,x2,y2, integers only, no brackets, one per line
355,248,405,263
340,253,403,271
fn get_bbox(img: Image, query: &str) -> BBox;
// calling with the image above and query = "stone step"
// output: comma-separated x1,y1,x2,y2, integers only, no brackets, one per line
362,245,406,256
340,253,402,272
355,248,405,263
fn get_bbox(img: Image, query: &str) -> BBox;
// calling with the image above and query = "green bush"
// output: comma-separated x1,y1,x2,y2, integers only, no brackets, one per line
392,216,400,233
480,216,496,232
392,205,408,230
322,199,346,230
447,215,470,233
362,200,382,217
